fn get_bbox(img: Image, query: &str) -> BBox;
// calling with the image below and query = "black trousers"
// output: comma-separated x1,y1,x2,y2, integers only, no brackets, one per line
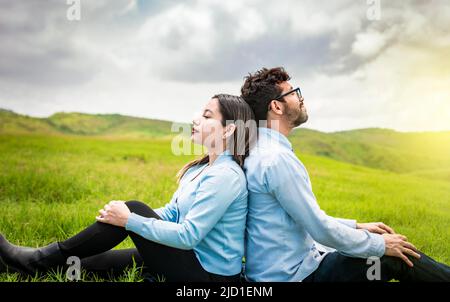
59,200,240,282
303,250,450,282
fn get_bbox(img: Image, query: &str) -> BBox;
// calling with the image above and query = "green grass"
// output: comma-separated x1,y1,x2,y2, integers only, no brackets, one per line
0,130,449,281
0,133,195,281
3,108,450,176
290,128,450,176
1,258,146,282
302,153,450,264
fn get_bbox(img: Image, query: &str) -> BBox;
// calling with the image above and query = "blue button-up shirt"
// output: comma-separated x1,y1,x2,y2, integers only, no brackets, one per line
243,127,385,282
125,150,248,276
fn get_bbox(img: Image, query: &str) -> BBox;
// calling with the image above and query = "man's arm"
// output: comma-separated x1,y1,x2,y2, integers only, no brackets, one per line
264,150,420,266
301,161,395,233
329,214,395,234
264,150,385,258
334,217,357,228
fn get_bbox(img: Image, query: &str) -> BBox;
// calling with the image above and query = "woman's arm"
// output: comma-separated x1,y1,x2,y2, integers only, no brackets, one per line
153,200,178,222
124,168,244,250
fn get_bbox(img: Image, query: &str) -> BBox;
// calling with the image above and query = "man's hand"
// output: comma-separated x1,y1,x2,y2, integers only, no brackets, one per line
356,222,395,235
382,233,421,267
96,200,131,227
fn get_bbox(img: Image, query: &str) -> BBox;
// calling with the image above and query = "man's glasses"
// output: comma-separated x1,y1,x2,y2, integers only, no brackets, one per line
274,87,302,101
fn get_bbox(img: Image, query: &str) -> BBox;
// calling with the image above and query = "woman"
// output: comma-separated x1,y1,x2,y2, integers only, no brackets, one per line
0,94,256,282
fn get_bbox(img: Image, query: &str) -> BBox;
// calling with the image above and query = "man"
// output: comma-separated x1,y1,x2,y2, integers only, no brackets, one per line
240,67,450,282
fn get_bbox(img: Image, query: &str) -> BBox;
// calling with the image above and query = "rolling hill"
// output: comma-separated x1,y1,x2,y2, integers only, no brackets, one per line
0,109,177,137
1,108,449,179
289,127,450,175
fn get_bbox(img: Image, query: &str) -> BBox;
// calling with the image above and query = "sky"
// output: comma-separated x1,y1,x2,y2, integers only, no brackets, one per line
0,0,449,132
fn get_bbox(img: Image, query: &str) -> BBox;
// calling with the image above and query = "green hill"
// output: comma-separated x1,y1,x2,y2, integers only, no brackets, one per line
0,109,59,134
47,112,176,137
1,108,449,179
0,109,178,137
290,127,450,176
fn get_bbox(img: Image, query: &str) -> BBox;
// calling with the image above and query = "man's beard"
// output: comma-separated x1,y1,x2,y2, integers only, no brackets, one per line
287,106,308,128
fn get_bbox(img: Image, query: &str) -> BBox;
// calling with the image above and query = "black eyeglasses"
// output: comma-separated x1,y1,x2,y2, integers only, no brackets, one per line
274,87,302,101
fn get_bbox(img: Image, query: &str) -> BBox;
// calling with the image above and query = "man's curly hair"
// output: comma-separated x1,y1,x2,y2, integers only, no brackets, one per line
240,67,291,124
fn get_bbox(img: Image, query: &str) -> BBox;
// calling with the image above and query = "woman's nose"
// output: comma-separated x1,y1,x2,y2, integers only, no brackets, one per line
192,118,200,126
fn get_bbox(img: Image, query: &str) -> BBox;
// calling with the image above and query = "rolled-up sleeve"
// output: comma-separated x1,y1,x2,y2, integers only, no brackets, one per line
264,151,385,258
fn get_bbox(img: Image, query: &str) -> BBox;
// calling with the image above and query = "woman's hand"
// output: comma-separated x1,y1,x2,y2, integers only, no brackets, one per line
96,200,131,227
356,222,395,235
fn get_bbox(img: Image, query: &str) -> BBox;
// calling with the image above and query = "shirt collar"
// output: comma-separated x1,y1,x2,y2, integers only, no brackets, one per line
258,127,293,151
211,149,234,166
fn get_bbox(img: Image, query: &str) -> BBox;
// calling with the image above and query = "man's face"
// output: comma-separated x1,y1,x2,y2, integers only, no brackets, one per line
277,81,308,127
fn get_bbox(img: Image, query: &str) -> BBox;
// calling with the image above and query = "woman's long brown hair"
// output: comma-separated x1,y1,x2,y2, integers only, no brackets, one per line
176,94,256,182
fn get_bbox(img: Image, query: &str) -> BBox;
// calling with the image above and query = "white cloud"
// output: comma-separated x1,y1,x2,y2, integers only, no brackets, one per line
0,0,449,132
234,10,267,42
352,30,390,58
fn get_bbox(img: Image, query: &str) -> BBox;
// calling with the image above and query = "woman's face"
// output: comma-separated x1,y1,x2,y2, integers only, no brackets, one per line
191,98,225,150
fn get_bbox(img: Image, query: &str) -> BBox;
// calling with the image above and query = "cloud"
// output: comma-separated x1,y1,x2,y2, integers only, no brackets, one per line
352,30,391,58
0,0,449,132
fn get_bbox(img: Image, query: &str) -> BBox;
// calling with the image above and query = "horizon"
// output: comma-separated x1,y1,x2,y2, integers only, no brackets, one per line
0,1,449,133
2,106,449,135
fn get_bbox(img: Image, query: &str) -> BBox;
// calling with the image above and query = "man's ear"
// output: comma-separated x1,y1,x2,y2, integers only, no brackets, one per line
268,100,284,115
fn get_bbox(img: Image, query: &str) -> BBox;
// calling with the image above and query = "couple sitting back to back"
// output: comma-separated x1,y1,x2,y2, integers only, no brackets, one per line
1,67,449,282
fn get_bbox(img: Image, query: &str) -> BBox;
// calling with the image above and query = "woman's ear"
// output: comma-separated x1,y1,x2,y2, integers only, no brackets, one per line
223,124,236,139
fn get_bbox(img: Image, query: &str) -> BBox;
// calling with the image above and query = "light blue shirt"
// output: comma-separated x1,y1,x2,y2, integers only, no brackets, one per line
243,127,385,282
125,150,248,276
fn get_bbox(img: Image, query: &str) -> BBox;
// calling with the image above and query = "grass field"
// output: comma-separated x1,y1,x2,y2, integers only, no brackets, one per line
0,111,449,281
0,133,190,281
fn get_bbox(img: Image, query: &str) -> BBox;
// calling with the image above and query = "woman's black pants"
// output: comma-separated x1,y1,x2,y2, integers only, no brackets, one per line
58,200,239,282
